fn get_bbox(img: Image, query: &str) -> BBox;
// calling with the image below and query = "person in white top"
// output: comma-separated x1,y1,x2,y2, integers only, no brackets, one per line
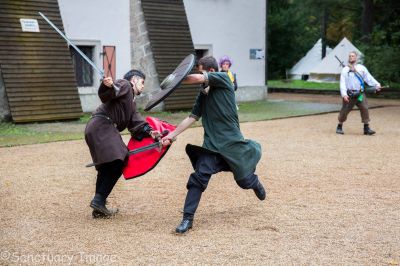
336,51,382,135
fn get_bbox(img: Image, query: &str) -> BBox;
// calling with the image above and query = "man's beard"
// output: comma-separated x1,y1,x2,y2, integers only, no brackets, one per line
132,80,144,95
132,87,142,96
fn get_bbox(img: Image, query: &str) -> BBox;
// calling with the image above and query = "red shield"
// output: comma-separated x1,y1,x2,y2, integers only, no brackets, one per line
123,117,176,179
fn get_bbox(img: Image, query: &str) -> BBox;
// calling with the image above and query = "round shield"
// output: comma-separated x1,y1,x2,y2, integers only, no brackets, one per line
144,54,195,111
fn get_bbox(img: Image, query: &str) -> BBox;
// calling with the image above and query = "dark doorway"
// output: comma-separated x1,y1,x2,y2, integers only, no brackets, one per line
195,49,209,66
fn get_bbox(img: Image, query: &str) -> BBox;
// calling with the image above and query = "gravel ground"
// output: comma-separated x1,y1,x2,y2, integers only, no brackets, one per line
1,105,399,265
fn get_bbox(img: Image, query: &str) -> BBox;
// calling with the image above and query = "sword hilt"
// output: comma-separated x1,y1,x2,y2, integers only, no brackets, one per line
112,84,121,95
160,130,176,143
100,76,121,96
85,131,172,167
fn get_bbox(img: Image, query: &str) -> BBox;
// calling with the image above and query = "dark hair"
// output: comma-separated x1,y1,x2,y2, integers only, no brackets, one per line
123,69,146,81
198,56,218,71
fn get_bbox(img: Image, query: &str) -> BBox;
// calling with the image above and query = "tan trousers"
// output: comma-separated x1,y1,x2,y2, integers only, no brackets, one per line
338,93,370,124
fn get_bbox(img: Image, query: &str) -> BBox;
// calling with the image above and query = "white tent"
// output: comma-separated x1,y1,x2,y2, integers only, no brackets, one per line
308,37,363,82
289,39,332,80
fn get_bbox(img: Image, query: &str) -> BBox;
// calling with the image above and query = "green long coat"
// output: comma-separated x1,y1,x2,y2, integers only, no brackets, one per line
187,72,262,181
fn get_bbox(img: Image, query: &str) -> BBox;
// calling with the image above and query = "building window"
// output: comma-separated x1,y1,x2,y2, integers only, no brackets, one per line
195,49,208,65
70,46,94,86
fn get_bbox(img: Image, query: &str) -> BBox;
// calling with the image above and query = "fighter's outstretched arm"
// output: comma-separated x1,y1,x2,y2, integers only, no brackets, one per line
182,74,206,85
161,116,197,146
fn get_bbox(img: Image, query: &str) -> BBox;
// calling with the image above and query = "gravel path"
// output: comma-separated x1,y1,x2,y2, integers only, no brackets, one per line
1,106,399,265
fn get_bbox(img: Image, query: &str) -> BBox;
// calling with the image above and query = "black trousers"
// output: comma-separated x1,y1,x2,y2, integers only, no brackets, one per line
182,153,259,220
95,160,124,200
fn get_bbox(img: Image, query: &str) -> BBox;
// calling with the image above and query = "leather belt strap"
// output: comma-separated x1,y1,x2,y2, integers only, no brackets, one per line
91,113,114,125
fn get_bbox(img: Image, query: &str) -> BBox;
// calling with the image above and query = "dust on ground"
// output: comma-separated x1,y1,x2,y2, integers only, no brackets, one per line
1,96,399,265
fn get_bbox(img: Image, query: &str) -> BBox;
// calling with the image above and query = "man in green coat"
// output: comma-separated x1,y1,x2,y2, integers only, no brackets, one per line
162,56,266,234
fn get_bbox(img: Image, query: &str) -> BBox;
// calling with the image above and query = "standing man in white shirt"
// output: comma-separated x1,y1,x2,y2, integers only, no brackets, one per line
336,51,382,135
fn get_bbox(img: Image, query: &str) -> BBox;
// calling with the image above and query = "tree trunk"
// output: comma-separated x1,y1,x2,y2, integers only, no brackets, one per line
361,0,374,42
321,8,328,59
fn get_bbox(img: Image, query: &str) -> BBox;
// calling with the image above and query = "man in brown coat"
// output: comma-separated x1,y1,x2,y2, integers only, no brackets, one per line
85,70,160,218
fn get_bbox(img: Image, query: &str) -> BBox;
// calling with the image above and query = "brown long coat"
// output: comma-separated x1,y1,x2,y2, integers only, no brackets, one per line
84,79,148,166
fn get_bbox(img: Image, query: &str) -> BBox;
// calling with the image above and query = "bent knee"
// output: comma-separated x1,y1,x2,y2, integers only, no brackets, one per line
186,173,210,192
236,174,259,189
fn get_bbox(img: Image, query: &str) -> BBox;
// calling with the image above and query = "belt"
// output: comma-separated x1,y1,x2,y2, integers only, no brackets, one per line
90,113,115,126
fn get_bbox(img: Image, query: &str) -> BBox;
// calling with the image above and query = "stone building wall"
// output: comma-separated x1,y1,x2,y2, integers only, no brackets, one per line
130,0,162,110
0,70,11,122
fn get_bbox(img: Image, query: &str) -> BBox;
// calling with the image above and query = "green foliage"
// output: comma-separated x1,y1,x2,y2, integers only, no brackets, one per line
361,45,400,83
268,0,320,79
0,122,34,136
79,114,91,123
268,0,400,83
357,0,400,83
372,0,400,46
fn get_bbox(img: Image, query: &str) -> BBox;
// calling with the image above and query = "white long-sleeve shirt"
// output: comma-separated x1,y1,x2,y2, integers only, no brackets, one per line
340,64,380,97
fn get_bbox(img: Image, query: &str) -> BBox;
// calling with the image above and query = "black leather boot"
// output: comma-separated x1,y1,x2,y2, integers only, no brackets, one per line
92,208,119,218
364,124,376,135
175,219,193,234
253,181,266,201
92,196,118,218
336,124,344,134
90,193,114,217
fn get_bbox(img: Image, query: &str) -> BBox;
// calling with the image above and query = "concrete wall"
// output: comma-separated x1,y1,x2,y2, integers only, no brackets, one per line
183,0,267,101
58,0,131,112
0,70,11,121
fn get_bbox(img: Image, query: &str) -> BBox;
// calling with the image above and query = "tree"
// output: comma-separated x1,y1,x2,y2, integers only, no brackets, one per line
361,0,374,42
267,0,400,81
360,0,400,83
267,0,319,79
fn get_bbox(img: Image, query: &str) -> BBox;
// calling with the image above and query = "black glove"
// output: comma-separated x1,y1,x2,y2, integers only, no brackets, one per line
132,124,153,141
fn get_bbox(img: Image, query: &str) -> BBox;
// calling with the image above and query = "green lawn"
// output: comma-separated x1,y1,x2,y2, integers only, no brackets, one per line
268,80,339,90
237,99,340,122
268,79,400,90
0,99,341,147
0,122,84,147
